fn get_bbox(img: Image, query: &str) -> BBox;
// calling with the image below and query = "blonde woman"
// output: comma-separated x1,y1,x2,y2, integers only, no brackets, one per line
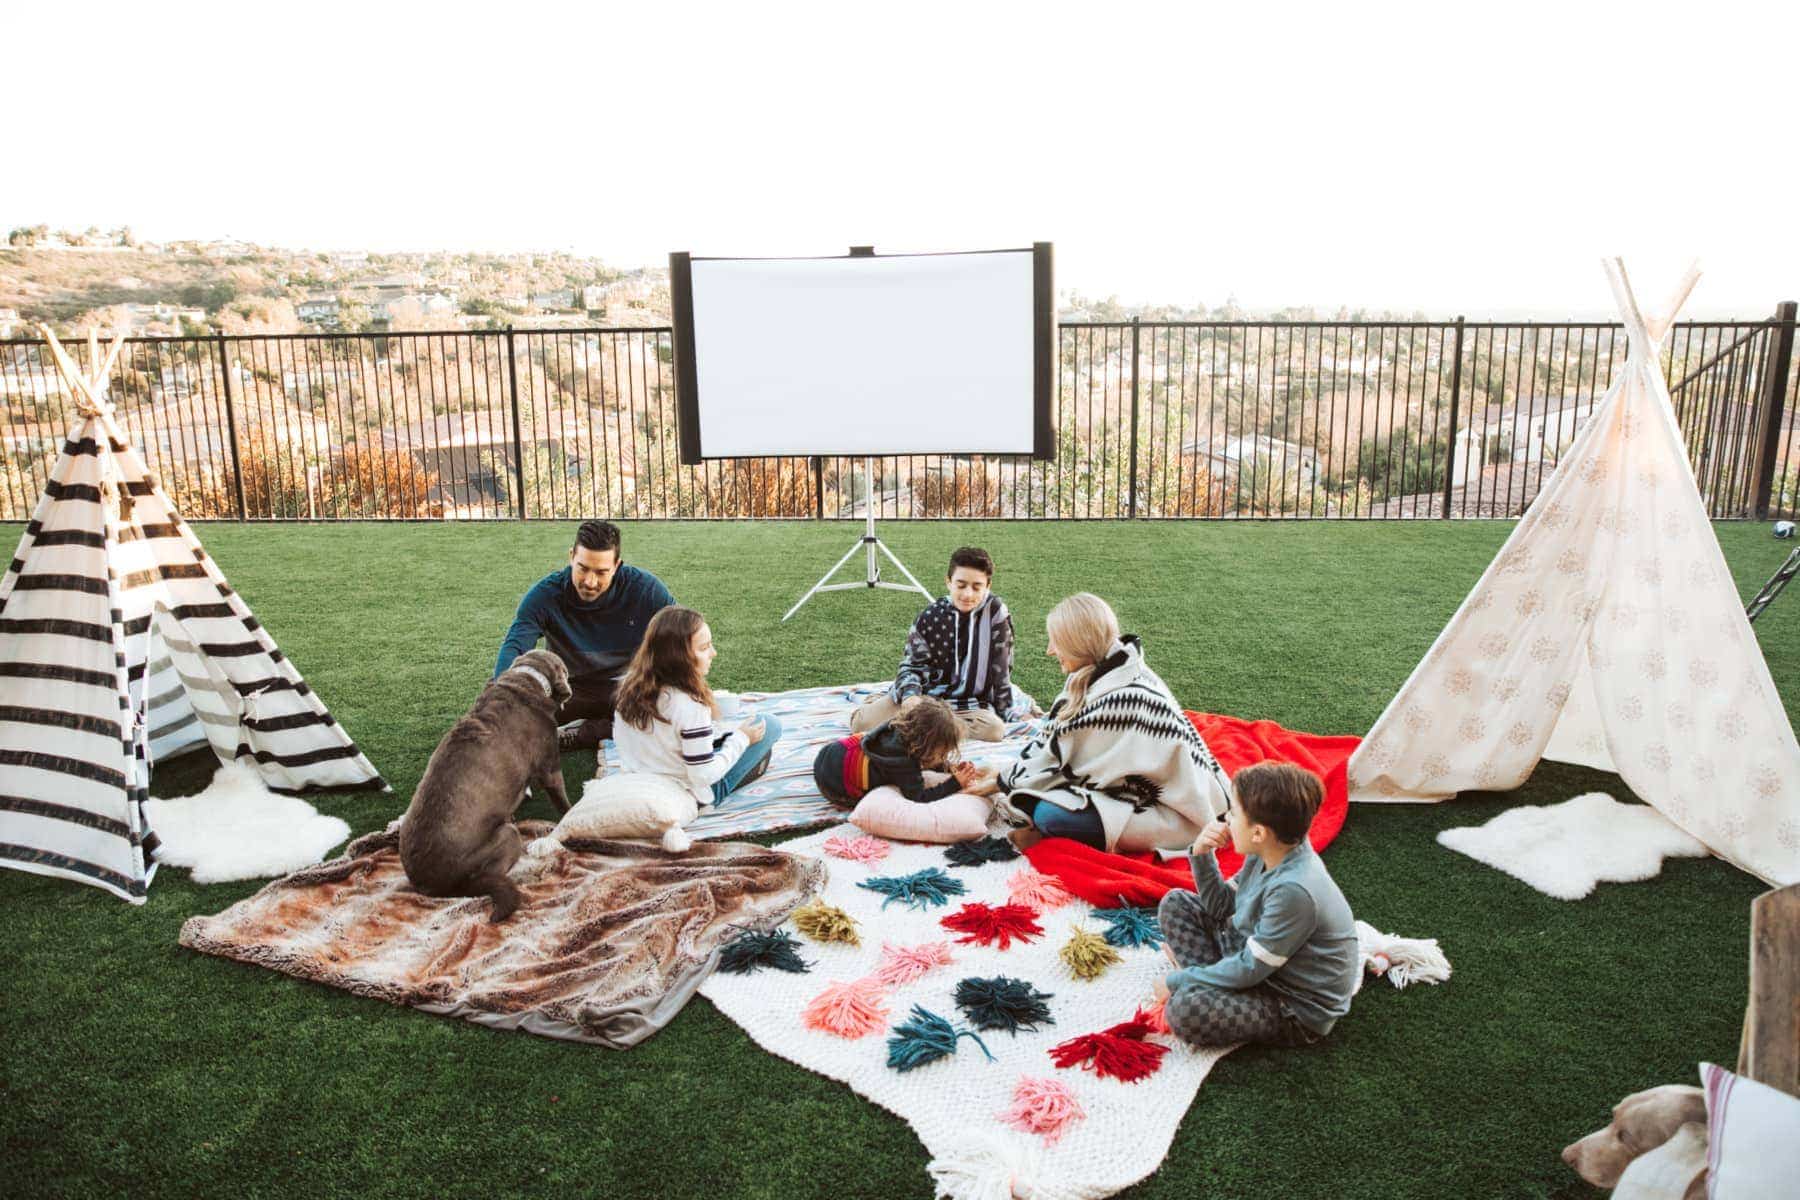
969,593,1232,853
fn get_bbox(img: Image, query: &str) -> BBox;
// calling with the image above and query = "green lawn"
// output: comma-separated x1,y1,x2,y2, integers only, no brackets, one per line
3,519,1795,1199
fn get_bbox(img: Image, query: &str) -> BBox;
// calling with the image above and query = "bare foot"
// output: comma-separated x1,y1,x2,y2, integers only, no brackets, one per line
1007,826,1044,852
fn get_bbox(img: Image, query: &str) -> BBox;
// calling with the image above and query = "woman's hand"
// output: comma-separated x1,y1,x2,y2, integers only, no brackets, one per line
1191,820,1231,857
740,715,767,745
963,767,1001,797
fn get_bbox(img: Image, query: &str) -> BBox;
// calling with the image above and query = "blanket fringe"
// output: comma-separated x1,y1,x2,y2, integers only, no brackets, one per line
927,1133,1043,1200
1354,920,1452,989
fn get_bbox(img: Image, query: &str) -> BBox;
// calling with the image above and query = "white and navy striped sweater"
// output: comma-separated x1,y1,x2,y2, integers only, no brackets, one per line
891,595,1016,715
613,688,749,809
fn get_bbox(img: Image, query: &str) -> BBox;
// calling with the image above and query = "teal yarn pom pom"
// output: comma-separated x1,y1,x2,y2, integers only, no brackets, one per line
885,1004,995,1072
1097,904,1164,949
858,867,968,911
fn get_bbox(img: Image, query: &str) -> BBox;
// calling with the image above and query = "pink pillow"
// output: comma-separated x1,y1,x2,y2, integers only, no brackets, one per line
849,786,990,844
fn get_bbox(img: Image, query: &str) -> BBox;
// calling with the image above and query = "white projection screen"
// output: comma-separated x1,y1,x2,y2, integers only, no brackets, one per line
671,245,1054,462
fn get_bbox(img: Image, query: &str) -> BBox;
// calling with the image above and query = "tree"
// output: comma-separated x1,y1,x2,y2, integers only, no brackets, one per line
8,224,47,247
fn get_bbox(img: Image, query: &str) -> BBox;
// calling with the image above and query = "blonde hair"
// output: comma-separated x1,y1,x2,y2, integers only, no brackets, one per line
1046,593,1121,714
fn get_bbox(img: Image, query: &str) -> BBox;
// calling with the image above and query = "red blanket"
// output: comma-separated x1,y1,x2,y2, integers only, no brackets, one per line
1022,712,1357,908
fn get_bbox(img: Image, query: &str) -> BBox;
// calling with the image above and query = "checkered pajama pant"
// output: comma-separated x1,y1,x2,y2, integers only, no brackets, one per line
1157,890,1314,1048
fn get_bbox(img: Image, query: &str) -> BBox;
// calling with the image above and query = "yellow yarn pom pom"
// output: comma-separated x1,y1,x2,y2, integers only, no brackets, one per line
793,899,861,946
1060,926,1123,980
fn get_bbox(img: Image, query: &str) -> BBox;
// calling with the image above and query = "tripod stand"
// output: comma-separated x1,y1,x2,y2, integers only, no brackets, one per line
783,456,933,621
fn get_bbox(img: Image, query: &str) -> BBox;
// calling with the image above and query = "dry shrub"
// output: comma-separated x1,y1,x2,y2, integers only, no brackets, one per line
915,463,1004,517
702,459,815,517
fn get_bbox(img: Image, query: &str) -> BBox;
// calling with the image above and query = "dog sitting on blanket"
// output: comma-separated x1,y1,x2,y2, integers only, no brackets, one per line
399,649,573,922
1562,1084,1708,1197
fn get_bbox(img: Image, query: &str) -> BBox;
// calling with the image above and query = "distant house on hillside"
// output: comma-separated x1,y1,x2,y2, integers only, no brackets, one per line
1179,433,1319,489
297,296,341,326
532,289,577,312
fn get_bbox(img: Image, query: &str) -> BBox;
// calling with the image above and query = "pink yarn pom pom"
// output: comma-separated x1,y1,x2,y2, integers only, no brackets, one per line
999,1076,1087,1145
801,977,890,1039
872,941,955,986
1006,866,1077,912
823,834,892,865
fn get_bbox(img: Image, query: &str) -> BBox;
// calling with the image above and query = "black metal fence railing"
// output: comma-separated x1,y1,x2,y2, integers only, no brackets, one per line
2,306,1795,522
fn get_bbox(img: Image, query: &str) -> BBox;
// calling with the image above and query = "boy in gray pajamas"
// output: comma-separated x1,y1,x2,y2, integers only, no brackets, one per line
1154,761,1359,1047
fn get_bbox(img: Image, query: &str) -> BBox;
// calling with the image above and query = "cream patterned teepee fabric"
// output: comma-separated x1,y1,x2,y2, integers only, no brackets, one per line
0,328,384,903
1349,261,1800,887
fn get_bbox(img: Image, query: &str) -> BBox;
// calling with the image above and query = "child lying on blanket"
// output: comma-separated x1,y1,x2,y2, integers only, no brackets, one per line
1152,762,1359,1048
814,696,970,809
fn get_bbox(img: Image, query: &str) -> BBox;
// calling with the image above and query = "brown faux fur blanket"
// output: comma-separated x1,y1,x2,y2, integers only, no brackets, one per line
179,821,824,1048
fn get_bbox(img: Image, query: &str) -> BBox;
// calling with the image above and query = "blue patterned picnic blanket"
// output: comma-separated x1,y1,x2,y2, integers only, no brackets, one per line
594,682,1041,841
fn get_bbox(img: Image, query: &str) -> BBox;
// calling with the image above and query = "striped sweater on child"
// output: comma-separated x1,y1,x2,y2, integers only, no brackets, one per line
613,688,749,810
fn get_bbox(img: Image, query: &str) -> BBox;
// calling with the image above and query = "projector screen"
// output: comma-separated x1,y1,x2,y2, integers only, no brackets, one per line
671,245,1053,462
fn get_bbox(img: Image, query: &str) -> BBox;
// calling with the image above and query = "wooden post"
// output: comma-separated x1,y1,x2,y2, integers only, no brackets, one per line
1740,881,1800,1098
1751,301,1797,519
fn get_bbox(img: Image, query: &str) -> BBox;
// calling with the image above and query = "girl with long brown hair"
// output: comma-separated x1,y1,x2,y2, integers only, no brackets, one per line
611,606,783,808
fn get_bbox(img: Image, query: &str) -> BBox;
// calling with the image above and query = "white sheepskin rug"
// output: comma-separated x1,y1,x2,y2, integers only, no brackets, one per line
144,762,352,884
1436,792,1710,900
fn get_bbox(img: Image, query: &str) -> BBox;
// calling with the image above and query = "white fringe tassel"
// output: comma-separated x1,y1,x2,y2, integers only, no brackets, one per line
1355,920,1452,989
927,1134,1043,1200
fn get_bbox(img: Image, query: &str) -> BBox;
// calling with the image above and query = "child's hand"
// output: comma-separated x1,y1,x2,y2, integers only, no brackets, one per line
1152,975,1171,1003
1191,821,1231,857
952,762,978,788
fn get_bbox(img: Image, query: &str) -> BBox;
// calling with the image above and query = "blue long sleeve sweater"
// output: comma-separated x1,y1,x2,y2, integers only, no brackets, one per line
494,564,674,683
1166,840,1360,1035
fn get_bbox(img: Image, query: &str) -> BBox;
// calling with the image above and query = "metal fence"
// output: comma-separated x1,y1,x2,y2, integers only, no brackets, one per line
3,306,1795,522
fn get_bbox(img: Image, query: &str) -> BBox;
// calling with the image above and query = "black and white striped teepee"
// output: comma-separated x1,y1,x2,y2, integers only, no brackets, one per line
0,328,384,903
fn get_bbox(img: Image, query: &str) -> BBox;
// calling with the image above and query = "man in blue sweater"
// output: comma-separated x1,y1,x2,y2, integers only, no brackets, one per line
495,520,675,751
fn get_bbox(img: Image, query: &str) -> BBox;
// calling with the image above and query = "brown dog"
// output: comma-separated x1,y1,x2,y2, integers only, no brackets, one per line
399,649,573,922
1562,1084,1707,1194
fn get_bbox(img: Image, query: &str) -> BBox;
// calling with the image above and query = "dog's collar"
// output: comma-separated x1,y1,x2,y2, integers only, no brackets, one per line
510,663,554,698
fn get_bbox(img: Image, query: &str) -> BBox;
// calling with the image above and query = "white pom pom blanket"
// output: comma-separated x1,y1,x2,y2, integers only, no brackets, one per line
699,828,1239,1200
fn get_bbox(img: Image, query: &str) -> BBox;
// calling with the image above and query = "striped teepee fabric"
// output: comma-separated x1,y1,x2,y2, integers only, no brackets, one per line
0,331,382,903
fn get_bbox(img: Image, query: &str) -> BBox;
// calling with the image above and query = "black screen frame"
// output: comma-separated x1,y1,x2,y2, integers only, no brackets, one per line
671,243,1055,464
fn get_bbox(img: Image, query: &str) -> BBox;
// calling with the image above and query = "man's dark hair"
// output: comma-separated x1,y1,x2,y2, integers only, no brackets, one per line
574,520,621,556
947,546,994,579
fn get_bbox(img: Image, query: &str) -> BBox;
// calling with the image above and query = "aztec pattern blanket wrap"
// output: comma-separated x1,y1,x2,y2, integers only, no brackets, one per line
1000,637,1233,853
178,821,823,1048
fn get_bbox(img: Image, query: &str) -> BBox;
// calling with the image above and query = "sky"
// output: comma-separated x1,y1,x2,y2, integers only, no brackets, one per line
8,0,1796,317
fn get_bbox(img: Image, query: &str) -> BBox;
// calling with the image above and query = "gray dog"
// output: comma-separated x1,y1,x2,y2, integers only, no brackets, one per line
399,649,573,922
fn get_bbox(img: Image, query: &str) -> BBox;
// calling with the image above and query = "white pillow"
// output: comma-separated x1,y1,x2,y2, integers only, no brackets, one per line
1701,1061,1800,1199
534,772,699,854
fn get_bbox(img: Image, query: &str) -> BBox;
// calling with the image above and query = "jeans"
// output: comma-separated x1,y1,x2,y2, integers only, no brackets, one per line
712,714,783,805
1011,792,1106,849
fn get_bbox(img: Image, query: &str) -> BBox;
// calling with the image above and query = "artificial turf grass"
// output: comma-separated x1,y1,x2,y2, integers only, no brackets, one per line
0,518,1791,1199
